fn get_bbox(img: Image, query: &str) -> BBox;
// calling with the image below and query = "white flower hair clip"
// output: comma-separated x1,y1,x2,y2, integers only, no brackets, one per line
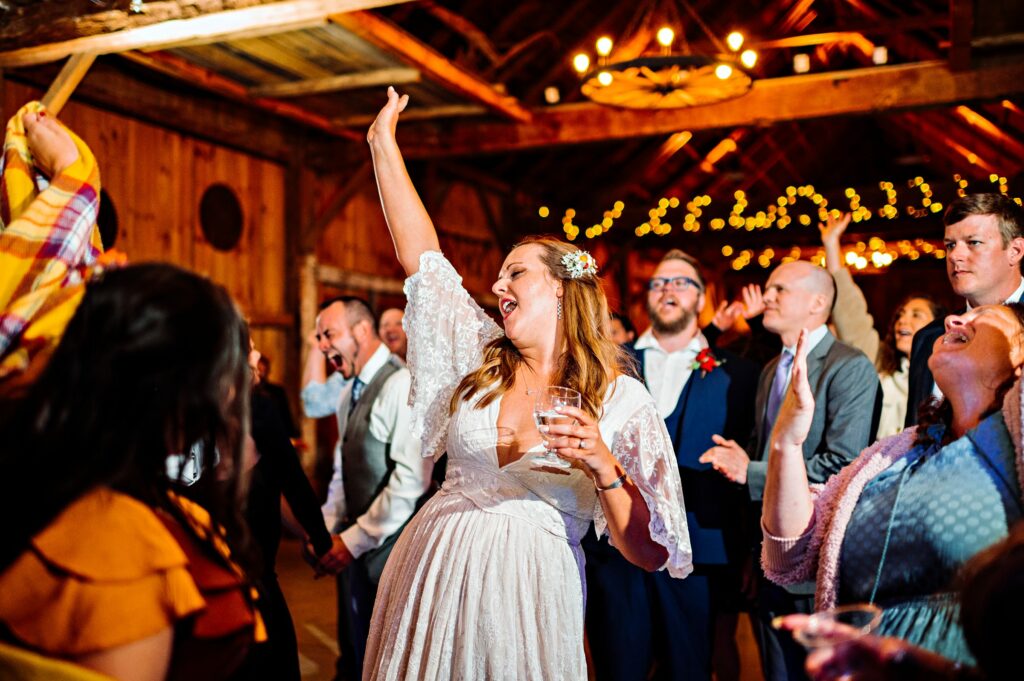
561,250,598,279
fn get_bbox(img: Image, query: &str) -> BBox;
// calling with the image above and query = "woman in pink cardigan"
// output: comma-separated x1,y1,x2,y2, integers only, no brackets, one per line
761,303,1024,669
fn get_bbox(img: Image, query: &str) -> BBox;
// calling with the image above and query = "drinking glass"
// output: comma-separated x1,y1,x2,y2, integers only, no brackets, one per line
791,603,883,649
532,386,581,469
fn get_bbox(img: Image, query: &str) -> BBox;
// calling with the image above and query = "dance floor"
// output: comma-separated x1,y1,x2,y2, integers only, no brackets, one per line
278,536,765,680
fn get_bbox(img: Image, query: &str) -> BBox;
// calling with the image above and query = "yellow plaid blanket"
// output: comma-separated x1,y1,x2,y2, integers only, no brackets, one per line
0,101,103,385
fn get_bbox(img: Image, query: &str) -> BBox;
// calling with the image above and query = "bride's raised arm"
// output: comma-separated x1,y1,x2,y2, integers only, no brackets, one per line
367,86,440,276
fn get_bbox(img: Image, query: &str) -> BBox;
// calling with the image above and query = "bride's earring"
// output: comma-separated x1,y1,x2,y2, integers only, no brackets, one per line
557,299,563,320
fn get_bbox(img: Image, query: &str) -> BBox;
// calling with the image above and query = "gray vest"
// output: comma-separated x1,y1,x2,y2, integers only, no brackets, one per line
340,356,402,531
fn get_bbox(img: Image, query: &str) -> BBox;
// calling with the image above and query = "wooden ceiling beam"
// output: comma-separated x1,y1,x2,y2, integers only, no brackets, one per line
328,11,532,123
249,67,420,98
0,0,415,68
399,61,1024,158
334,104,487,127
121,50,360,140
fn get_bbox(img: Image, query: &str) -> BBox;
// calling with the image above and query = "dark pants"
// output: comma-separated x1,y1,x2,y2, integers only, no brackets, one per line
585,535,739,681
751,576,814,681
335,558,377,681
230,574,300,681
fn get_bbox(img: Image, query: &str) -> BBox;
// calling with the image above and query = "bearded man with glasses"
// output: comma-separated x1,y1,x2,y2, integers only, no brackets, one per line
583,249,760,681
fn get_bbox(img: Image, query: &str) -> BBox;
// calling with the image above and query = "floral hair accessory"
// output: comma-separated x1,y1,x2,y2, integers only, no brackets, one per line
692,347,725,377
561,250,598,279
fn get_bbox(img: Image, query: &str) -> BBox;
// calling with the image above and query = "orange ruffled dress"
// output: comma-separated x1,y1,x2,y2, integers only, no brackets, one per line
0,488,263,680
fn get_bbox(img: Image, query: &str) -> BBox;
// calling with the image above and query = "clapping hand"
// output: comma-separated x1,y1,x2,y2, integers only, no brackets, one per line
739,284,765,318
698,435,750,483
711,284,766,332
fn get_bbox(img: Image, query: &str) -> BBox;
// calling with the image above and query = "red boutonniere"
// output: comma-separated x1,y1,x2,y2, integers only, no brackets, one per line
692,347,724,377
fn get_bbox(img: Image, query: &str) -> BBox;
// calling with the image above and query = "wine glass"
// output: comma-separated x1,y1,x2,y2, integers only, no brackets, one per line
791,603,883,649
532,386,581,469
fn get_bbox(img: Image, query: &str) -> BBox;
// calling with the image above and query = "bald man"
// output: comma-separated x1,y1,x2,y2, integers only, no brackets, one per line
700,261,881,681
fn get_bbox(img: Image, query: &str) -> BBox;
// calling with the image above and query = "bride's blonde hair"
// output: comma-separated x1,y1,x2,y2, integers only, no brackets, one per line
450,236,628,418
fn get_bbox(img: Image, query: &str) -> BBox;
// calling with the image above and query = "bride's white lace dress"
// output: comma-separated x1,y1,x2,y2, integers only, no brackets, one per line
363,252,692,680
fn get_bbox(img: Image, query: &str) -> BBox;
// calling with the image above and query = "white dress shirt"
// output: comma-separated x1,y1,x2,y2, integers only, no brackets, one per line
322,342,431,559
634,329,708,419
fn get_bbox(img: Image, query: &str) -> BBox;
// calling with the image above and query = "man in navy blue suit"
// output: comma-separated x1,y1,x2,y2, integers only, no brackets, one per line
584,249,759,681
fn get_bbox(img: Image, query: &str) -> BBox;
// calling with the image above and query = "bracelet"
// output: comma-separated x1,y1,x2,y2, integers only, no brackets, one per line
595,473,628,492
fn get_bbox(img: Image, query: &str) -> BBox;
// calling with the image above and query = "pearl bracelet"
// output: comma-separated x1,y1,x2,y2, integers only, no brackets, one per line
595,473,628,492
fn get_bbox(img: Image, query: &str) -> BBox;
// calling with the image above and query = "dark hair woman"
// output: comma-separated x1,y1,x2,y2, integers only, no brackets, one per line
0,263,262,681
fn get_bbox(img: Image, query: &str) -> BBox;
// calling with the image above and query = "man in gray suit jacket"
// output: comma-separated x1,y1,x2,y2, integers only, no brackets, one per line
701,261,881,681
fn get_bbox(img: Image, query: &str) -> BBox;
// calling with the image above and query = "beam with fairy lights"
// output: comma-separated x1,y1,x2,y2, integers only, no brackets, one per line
540,173,1019,244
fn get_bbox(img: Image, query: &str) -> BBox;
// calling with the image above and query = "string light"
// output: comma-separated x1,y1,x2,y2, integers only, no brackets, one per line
546,173,1017,247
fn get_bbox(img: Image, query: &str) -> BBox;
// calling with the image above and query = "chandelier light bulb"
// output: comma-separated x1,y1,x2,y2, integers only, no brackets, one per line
740,49,757,68
872,46,888,65
714,63,733,80
596,36,614,57
793,53,810,73
597,71,613,86
544,86,561,104
726,31,744,51
656,27,675,48
572,53,591,74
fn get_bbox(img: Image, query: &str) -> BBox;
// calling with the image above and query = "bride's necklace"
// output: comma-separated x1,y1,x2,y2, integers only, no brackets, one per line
519,366,542,396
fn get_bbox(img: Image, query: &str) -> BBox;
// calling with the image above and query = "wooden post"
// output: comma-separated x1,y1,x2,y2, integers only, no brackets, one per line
40,54,95,114
299,253,320,470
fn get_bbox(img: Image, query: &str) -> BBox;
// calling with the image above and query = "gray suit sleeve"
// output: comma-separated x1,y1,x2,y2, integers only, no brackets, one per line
803,354,880,486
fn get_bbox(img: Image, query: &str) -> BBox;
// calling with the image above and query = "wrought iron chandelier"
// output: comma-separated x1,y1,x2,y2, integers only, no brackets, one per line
571,0,758,109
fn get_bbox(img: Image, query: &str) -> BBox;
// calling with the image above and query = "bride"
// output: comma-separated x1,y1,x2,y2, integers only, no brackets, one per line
360,87,692,680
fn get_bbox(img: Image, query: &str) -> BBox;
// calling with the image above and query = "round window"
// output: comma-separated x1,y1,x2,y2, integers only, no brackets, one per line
199,183,244,251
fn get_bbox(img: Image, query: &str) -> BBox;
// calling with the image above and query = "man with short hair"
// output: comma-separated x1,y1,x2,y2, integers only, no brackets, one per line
905,193,1024,425
313,297,432,681
377,307,407,362
584,249,759,680
701,260,881,681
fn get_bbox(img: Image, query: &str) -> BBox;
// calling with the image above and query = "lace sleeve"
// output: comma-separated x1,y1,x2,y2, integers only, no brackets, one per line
594,401,693,578
403,251,503,460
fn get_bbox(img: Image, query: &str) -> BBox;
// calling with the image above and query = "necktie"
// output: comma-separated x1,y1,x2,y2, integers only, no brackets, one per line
763,350,795,442
348,377,365,416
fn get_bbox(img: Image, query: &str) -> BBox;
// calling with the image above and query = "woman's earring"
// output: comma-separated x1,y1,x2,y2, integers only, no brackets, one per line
557,299,563,320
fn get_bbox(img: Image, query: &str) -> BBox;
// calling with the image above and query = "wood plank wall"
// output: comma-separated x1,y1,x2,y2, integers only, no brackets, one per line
3,80,291,388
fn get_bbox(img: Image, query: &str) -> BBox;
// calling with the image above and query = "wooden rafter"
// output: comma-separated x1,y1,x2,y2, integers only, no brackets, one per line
399,61,1024,158
249,67,420,98
328,11,531,123
121,50,360,140
898,112,1000,174
951,105,1024,161
0,0,415,68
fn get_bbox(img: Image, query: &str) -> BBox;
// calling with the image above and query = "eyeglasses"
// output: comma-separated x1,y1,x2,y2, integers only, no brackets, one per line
648,276,702,293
